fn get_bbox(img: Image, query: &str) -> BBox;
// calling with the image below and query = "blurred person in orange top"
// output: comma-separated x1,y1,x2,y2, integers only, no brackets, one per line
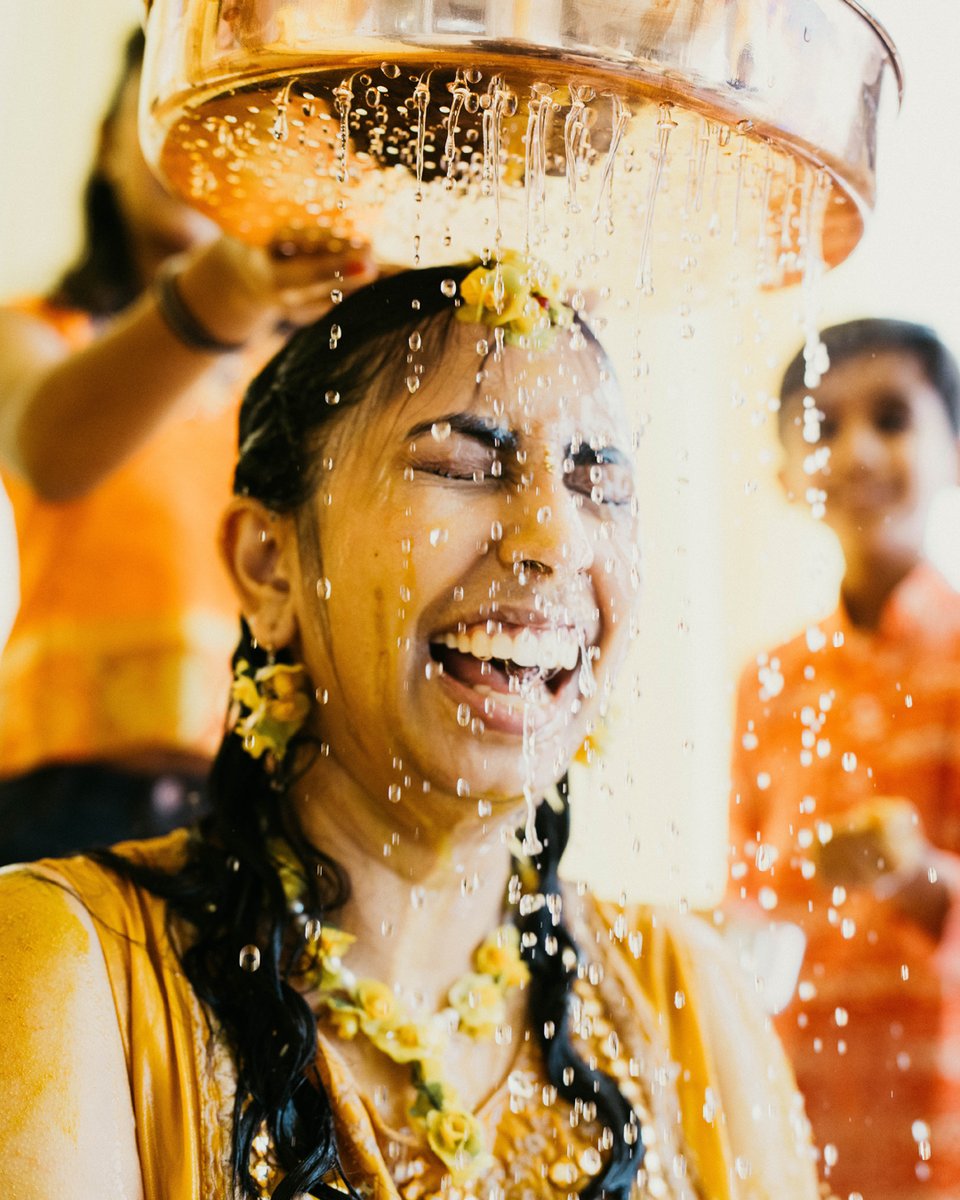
727,318,960,1200
0,28,375,863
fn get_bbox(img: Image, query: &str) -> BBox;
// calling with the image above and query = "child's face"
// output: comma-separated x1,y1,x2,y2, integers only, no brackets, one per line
779,349,960,564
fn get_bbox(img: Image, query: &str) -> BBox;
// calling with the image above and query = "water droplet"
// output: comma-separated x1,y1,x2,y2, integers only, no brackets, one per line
536,506,552,525
408,331,422,351
329,289,343,306
316,577,332,600
476,338,489,355
456,777,470,797
304,917,322,943
405,375,420,394
429,527,448,547
477,798,492,817
387,783,402,803
490,520,503,541
380,919,394,937
440,278,458,298
431,420,451,441
380,62,401,78
324,389,340,406
239,944,261,972
410,885,425,909
456,704,471,727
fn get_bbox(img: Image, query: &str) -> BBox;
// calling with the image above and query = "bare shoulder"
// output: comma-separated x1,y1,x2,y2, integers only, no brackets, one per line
0,867,144,1198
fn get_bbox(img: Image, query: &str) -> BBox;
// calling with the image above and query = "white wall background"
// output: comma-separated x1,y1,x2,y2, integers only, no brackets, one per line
0,1,957,905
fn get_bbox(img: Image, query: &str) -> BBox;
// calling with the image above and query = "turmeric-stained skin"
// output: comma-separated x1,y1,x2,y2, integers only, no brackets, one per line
0,871,144,1199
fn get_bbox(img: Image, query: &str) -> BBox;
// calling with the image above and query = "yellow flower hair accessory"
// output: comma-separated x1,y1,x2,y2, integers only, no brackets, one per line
230,658,311,764
456,251,574,348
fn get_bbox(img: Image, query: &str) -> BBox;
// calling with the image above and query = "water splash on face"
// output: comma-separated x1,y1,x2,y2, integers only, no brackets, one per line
519,673,544,856
577,629,597,699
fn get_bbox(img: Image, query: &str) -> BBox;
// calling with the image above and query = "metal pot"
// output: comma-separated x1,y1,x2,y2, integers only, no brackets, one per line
140,0,901,281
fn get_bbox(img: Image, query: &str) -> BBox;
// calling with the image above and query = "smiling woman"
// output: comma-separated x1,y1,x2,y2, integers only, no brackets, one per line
0,262,818,1200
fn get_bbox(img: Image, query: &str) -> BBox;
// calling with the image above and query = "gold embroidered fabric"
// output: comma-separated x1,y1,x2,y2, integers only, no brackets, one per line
17,832,819,1200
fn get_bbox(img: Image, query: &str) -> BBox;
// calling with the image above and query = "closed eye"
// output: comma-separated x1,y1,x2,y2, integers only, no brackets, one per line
564,447,635,506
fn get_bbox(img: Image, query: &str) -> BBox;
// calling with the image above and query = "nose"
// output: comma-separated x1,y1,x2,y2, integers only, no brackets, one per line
834,417,886,475
496,460,595,578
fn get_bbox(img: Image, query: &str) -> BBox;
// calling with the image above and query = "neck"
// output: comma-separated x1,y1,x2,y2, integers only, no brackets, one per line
841,547,921,630
291,754,526,1010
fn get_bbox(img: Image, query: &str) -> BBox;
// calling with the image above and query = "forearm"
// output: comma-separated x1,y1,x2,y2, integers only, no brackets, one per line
0,237,367,500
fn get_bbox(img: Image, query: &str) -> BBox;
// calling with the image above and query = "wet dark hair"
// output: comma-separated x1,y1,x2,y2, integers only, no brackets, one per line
96,267,643,1199
49,28,145,315
779,317,960,436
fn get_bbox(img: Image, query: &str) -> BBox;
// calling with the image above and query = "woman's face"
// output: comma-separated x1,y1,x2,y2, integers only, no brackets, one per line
290,322,640,812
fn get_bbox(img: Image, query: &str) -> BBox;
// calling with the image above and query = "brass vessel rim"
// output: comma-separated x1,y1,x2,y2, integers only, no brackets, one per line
140,0,905,103
839,0,904,105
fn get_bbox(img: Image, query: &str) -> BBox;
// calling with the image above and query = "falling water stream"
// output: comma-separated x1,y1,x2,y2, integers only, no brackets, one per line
152,55,853,303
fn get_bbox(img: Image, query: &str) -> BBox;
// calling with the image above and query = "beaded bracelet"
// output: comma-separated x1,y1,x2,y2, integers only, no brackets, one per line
152,260,248,354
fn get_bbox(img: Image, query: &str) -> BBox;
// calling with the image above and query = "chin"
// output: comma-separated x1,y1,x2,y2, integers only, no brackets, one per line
421,730,583,806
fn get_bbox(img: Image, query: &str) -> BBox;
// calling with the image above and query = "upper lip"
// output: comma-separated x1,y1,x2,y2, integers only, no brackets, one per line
428,600,599,642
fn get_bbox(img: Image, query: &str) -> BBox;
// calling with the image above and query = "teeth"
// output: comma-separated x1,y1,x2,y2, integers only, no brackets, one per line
437,626,582,673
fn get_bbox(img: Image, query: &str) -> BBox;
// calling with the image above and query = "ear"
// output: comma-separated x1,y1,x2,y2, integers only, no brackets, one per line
220,497,298,652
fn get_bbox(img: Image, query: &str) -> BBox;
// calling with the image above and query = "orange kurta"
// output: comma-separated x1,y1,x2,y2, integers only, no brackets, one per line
0,299,255,776
6,832,818,1200
729,562,960,1199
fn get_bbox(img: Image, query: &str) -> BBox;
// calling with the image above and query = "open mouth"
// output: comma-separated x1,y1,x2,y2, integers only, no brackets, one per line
428,622,591,734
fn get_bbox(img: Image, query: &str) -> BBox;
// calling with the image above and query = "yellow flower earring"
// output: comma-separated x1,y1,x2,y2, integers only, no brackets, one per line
230,655,312,766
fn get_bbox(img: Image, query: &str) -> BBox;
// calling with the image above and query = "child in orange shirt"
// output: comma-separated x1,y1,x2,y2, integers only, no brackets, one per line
729,319,960,1200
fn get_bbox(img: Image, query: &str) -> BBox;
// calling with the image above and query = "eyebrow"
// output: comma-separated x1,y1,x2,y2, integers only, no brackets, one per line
405,412,518,451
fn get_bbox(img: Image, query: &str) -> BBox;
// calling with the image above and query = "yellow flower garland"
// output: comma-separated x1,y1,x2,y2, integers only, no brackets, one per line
301,918,529,1182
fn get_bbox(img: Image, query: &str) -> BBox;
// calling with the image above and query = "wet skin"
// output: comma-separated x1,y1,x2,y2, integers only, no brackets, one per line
288,322,640,820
